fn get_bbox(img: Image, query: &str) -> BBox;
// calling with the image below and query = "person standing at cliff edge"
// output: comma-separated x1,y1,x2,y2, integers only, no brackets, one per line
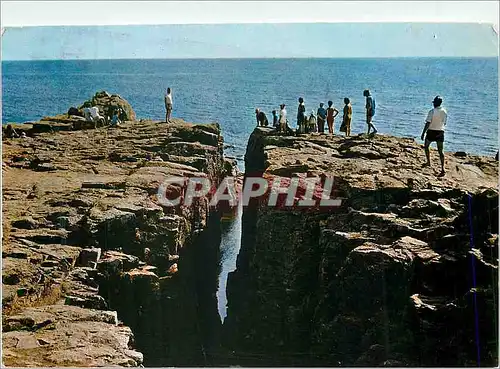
279,104,288,133
317,102,327,133
326,100,339,134
421,95,447,177
164,87,173,123
363,89,378,135
297,97,306,133
272,110,278,128
340,97,352,137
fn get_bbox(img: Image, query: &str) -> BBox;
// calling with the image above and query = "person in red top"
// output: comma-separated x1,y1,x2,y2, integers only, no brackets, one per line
326,100,339,134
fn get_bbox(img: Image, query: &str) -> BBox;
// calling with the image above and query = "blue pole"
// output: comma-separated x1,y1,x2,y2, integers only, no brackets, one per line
467,193,481,366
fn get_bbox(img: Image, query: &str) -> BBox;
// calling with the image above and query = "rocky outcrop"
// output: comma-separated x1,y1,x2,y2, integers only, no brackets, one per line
12,91,138,133
3,107,232,366
2,305,143,367
224,128,498,366
78,90,136,121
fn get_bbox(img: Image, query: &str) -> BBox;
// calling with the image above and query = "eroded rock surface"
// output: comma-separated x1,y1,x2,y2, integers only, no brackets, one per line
3,115,230,366
224,128,498,366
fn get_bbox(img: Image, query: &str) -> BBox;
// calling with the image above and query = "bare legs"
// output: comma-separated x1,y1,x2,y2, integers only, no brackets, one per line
366,115,377,134
327,119,334,134
437,141,445,176
166,105,172,123
423,139,445,176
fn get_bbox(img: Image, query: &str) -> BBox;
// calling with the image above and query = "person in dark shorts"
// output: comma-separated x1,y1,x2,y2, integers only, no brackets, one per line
165,87,173,123
316,102,327,133
363,89,378,134
272,110,278,128
421,95,448,177
255,108,269,127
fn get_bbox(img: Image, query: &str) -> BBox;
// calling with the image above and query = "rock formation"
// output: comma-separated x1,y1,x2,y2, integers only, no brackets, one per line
27,91,136,132
224,127,498,366
3,105,498,367
2,97,232,366
78,90,136,121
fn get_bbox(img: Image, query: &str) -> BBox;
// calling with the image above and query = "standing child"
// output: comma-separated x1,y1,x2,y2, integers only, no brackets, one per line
279,104,287,133
326,100,339,134
363,89,377,134
272,110,278,128
340,98,352,137
110,108,122,127
308,111,317,133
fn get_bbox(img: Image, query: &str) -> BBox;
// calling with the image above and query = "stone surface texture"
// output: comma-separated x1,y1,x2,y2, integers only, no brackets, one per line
2,104,230,367
224,127,498,367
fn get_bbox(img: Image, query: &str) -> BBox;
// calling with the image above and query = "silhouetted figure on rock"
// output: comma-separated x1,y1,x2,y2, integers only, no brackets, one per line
297,97,306,133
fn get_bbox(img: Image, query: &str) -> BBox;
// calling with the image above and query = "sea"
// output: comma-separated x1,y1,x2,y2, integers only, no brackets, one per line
2,58,499,161
2,57,498,320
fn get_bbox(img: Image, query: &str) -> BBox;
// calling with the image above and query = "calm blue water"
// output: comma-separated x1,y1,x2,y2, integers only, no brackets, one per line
2,58,498,159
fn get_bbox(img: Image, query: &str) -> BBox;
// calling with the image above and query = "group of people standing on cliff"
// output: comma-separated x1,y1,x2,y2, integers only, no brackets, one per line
255,89,377,137
255,91,456,177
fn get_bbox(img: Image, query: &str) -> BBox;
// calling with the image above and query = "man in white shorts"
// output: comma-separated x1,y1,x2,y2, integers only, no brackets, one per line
165,87,173,123
421,96,447,177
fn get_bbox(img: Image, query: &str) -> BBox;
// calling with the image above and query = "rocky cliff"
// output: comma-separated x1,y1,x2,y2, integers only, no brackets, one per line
2,98,232,366
224,128,498,366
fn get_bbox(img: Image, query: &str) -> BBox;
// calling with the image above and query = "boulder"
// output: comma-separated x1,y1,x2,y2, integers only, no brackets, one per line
79,90,136,121
2,305,142,367
97,251,140,275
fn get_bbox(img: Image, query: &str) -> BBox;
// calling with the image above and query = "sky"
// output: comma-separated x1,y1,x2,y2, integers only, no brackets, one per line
1,1,499,60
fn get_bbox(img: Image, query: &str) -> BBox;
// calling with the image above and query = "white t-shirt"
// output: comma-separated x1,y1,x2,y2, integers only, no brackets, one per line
279,108,287,123
165,93,173,105
84,106,100,118
426,106,447,131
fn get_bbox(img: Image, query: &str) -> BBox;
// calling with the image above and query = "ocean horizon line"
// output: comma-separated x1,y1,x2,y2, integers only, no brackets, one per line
3,55,498,62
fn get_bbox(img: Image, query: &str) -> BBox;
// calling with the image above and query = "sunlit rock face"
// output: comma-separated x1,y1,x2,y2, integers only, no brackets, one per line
224,128,498,367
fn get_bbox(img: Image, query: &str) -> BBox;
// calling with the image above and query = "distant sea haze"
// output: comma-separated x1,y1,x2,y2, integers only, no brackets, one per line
2,57,498,158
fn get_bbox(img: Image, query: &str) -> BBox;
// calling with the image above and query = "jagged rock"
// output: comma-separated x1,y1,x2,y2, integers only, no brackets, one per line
225,128,498,367
76,247,102,268
65,294,107,310
173,124,221,146
11,217,39,230
97,251,140,275
2,305,141,367
3,117,229,366
125,268,160,284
